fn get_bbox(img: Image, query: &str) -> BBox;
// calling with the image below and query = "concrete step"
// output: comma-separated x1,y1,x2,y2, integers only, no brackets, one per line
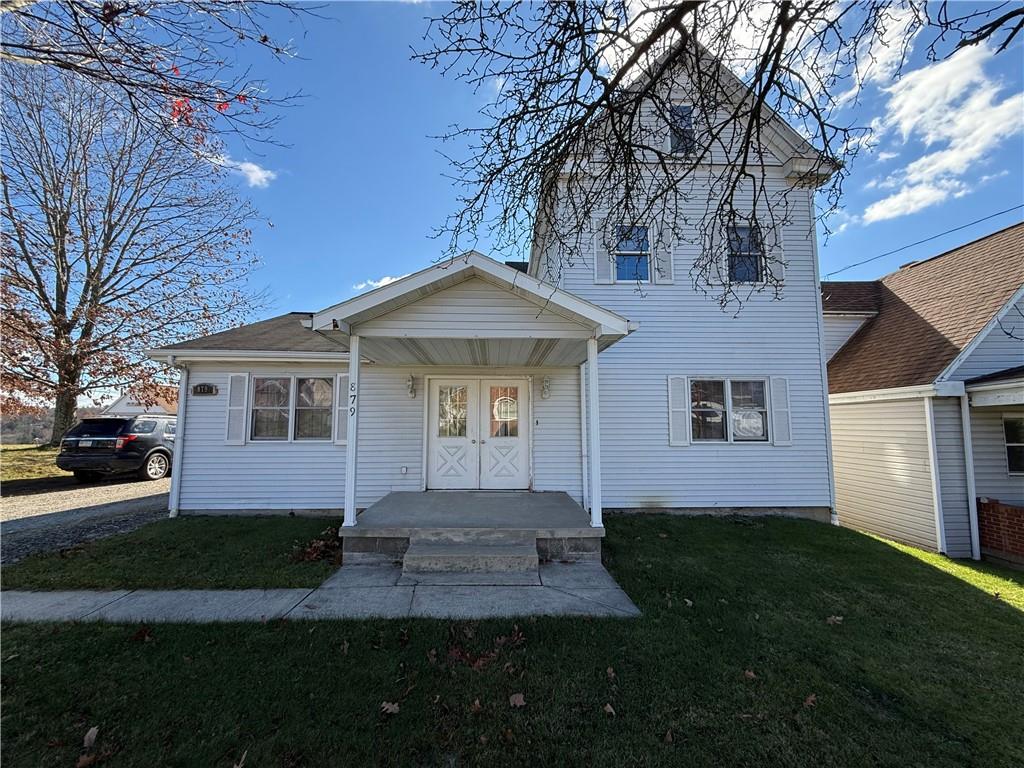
402,542,539,574
397,570,541,586
409,529,535,545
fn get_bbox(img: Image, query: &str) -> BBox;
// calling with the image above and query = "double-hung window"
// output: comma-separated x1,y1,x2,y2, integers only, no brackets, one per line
670,105,695,155
1004,416,1024,474
690,378,769,442
250,375,334,441
727,224,765,283
614,225,650,283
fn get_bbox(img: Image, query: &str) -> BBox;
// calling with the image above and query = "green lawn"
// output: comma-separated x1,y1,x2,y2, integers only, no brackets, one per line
1,517,340,590
3,515,1023,767
1,443,63,484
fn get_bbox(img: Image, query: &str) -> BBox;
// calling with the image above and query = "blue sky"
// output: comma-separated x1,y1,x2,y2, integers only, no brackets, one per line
223,2,1024,318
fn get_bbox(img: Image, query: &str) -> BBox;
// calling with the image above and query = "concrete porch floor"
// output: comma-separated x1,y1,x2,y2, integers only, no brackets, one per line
347,491,600,538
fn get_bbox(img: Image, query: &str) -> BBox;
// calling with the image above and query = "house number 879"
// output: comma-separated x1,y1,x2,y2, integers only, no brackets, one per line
349,381,357,416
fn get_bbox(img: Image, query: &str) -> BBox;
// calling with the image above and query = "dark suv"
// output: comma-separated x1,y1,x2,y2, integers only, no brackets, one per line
57,415,176,483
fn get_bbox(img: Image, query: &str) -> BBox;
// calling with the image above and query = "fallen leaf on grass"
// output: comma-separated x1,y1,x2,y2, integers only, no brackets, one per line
76,755,96,768
502,728,515,743
83,726,99,750
683,598,693,608
341,640,349,656
606,666,616,681
380,701,400,715
479,735,488,745
826,615,843,626
743,669,757,680
470,698,483,714
427,648,437,664
657,533,668,539
804,693,817,708
663,729,674,743
233,750,247,768
509,693,526,708
130,626,153,643
603,703,616,716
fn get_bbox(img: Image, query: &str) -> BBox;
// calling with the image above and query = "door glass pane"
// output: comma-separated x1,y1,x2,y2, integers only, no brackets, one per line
438,386,468,437
490,386,519,437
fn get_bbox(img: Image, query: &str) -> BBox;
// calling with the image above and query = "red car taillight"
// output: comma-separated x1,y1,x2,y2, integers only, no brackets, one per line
115,434,138,450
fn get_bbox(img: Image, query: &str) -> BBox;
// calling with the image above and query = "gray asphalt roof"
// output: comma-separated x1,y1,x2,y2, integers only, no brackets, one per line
154,313,348,353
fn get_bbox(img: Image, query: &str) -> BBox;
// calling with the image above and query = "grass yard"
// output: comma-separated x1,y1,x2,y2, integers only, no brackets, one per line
3,515,1023,767
1,443,63,484
1,516,340,590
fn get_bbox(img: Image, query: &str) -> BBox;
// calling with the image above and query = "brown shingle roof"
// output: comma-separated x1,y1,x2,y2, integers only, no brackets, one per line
155,313,348,354
828,222,1024,394
820,281,881,313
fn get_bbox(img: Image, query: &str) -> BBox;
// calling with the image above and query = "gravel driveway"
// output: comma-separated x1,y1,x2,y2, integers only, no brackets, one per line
1,478,169,563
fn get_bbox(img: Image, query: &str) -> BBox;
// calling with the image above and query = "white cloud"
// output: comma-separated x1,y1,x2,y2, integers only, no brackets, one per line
875,151,898,162
861,44,1024,223
212,155,277,188
352,274,410,291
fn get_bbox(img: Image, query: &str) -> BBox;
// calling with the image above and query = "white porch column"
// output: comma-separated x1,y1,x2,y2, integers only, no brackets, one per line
586,337,603,528
343,335,361,527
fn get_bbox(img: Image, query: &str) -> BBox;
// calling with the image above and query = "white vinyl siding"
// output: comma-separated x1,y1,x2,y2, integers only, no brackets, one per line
970,406,1024,505
822,315,871,360
830,397,939,551
356,277,588,338
931,397,973,558
947,295,1024,381
551,176,831,509
177,363,582,512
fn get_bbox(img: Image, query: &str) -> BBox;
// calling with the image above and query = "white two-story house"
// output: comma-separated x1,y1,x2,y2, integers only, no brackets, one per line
149,56,836,560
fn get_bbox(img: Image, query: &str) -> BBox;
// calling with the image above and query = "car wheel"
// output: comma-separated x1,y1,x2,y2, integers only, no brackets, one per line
140,452,170,481
73,470,103,484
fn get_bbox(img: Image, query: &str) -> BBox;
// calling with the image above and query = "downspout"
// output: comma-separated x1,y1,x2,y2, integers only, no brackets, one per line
167,357,188,518
579,362,589,510
809,198,838,523
959,394,981,560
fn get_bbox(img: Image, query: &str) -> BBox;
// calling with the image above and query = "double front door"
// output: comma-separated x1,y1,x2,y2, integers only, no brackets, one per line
427,378,530,490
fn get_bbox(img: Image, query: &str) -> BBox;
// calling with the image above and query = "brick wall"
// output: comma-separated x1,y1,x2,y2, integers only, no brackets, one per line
977,497,1024,567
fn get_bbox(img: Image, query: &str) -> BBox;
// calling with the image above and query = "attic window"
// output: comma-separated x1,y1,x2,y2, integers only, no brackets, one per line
670,105,695,155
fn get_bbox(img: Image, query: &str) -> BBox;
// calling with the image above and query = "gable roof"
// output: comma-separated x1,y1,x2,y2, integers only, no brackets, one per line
151,313,348,356
827,222,1024,394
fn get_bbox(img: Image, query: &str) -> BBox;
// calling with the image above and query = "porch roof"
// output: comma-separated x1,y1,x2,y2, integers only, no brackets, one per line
312,251,637,367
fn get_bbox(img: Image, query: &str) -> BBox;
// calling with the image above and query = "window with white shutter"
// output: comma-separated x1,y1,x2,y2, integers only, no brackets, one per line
667,376,690,446
593,220,613,284
770,377,792,446
225,373,248,445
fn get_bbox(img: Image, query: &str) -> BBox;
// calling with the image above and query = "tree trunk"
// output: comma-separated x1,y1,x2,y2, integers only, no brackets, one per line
50,388,78,446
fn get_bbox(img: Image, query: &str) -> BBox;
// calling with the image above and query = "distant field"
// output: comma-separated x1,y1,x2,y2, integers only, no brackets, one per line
1,444,64,485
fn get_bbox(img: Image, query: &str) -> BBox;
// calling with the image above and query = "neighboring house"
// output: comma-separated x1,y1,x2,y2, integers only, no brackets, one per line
101,387,178,417
824,223,1024,560
147,56,838,541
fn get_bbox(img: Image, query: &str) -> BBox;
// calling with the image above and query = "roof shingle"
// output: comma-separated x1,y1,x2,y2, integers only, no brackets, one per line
827,222,1024,394
155,312,348,354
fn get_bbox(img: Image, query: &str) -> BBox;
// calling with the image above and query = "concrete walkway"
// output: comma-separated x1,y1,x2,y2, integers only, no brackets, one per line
1,563,640,622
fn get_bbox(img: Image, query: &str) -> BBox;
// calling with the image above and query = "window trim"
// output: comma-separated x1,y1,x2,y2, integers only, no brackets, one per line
727,223,766,285
248,373,338,443
1004,414,1024,476
688,376,772,444
612,223,652,284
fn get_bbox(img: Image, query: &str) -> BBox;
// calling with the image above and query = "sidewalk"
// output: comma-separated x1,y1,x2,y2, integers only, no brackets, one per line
1,563,641,622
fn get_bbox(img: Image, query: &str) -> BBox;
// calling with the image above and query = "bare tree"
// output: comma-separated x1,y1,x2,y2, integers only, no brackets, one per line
1,64,265,442
414,1,1024,307
0,0,315,144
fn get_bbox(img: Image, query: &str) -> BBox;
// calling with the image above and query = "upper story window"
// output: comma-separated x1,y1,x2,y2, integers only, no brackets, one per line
614,224,650,282
690,378,769,442
670,105,695,155
1004,417,1024,474
727,224,765,283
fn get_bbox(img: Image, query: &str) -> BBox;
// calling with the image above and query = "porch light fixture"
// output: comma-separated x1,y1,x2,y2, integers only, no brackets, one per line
406,375,416,399
541,376,551,399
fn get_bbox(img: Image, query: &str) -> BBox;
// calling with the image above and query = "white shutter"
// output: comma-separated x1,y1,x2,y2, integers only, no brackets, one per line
594,220,613,284
335,373,350,445
770,377,792,446
225,373,248,445
667,376,690,446
766,226,785,287
652,224,675,285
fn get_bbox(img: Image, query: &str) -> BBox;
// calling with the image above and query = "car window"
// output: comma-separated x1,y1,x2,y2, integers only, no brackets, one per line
165,422,177,435
66,419,129,437
130,420,157,434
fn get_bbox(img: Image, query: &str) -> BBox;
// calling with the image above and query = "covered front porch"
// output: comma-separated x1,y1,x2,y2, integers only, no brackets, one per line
308,251,636,533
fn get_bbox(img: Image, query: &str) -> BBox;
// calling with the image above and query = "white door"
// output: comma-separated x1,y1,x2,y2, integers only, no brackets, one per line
427,380,479,490
479,379,530,490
